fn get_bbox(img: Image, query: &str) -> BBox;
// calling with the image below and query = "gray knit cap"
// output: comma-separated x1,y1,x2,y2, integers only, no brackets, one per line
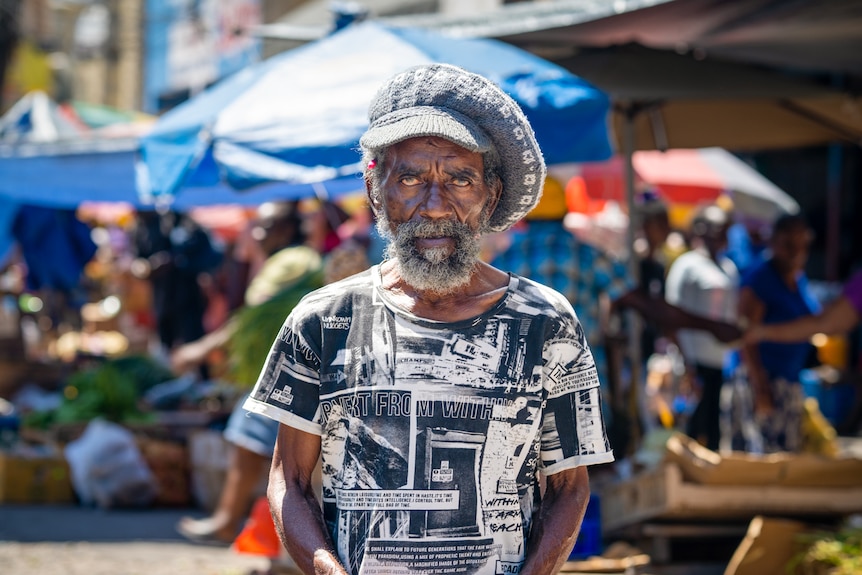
360,63,546,232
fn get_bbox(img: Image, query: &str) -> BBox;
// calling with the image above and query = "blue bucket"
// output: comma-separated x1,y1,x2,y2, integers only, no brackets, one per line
569,493,602,560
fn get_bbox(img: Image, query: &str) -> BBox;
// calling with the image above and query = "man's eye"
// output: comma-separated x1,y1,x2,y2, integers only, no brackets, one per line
451,177,471,187
401,176,422,185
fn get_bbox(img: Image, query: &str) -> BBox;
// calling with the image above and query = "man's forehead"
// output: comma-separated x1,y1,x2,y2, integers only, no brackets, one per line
387,136,484,165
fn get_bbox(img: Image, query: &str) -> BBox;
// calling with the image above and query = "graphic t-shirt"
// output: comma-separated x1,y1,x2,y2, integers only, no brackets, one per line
244,266,614,575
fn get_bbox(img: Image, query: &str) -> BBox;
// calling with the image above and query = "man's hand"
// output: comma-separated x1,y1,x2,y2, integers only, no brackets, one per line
708,321,743,344
742,324,766,347
520,467,590,575
170,340,209,373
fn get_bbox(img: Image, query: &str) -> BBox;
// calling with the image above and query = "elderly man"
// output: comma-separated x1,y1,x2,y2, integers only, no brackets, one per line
243,64,613,575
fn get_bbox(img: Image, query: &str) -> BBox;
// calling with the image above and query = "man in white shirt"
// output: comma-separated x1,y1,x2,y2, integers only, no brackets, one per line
665,205,738,450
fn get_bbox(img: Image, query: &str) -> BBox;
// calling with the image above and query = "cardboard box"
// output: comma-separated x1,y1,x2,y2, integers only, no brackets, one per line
598,462,862,533
0,450,75,504
724,516,808,575
664,432,862,488
137,437,191,507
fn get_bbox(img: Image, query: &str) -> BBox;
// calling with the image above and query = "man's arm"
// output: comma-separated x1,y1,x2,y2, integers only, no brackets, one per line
613,289,742,343
746,296,861,344
737,286,773,414
268,425,347,575
520,466,590,575
170,317,237,373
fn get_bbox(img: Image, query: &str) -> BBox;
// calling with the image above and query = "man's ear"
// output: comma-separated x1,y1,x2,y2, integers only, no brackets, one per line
365,176,381,215
484,178,503,219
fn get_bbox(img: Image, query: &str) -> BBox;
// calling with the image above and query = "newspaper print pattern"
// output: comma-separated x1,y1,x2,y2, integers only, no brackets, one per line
245,267,613,575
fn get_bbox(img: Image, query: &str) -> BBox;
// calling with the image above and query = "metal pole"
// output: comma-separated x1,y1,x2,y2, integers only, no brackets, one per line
623,106,638,281
622,105,642,453
826,144,842,281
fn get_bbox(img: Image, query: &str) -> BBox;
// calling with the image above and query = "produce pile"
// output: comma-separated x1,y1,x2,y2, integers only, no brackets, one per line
24,355,174,428
791,528,862,575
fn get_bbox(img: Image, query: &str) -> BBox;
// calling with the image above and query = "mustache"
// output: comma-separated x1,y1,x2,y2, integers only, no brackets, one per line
397,219,475,241
382,216,483,295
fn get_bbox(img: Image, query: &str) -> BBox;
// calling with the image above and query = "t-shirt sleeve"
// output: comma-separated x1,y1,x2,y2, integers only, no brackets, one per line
664,257,686,306
538,304,614,474
843,270,862,317
243,311,324,435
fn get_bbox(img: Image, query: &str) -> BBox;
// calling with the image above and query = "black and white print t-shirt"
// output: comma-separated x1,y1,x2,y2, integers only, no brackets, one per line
244,266,613,575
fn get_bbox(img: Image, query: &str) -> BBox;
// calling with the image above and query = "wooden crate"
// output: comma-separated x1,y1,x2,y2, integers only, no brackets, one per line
599,463,862,534
0,450,75,504
137,437,191,507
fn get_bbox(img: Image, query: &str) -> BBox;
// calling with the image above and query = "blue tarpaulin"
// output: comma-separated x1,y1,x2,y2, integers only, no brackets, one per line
138,21,612,204
0,139,366,210
0,22,611,210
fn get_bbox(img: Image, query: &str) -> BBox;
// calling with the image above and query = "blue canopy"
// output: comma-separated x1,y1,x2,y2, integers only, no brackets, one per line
0,139,365,210
139,21,612,203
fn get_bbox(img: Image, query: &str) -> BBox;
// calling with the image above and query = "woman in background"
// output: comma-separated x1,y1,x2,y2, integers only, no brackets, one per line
732,214,819,452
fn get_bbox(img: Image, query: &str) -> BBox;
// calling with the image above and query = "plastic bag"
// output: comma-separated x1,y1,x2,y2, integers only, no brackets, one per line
64,419,158,508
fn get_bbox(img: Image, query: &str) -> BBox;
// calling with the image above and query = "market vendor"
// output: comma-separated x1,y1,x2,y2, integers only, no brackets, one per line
744,268,862,435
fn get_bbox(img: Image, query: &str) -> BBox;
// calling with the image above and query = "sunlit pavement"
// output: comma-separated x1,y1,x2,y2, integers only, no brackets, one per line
0,504,269,575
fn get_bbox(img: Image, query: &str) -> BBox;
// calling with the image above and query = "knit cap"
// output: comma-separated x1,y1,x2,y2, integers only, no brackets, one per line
360,63,546,232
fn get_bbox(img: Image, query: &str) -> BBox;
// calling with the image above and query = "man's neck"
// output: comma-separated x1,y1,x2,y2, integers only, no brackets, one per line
379,260,509,323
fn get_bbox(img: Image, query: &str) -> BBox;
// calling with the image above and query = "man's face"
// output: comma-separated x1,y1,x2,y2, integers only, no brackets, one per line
704,223,730,253
370,136,501,294
771,225,812,275
643,215,670,249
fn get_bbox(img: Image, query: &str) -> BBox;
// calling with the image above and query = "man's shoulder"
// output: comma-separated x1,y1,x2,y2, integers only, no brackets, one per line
672,249,700,264
293,267,376,315
509,273,575,313
741,258,771,286
667,249,704,273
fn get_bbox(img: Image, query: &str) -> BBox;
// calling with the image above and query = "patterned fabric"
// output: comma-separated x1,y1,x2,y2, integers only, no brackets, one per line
491,220,633,386
721,362,803,454
245,266,613,575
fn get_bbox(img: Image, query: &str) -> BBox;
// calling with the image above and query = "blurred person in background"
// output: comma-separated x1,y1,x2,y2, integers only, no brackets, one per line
130,210,223,362
174,199,368,554
725,214,819,453
174,201,322,545
740,262,862,442
633,199,673,361
491,176,632,389
665,204,738,451
612,201,741,433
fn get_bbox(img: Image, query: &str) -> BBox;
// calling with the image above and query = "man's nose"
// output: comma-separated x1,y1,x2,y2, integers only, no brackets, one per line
418,182,451,218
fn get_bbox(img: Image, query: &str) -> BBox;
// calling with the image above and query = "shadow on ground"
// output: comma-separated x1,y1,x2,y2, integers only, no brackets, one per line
0,504,209,543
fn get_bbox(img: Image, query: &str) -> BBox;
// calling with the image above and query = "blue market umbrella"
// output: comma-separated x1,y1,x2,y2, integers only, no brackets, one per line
138,21,612,204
